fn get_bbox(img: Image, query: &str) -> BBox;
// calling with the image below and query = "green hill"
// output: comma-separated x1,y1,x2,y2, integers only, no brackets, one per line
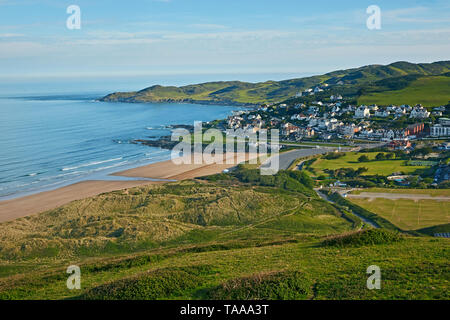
100,61,450,105
358,74,450,106
0,168,448,300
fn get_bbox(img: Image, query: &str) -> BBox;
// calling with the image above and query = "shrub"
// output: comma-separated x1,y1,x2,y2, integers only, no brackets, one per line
358,155,370,162
324,152,345,160
82,266,213,300
322,229,403,247
208,271,312,300
375,153,386,161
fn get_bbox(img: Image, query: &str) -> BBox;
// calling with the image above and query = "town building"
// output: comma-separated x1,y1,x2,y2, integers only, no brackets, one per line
410,106,430,119
355,105,370,119
430,124,450,137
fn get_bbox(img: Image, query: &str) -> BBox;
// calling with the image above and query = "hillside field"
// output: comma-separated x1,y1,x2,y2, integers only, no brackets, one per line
0,170,448,300
101,61,450,105
358,76,450,107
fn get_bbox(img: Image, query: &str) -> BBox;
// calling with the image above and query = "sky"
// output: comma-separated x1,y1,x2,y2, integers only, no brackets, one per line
0,0,449,80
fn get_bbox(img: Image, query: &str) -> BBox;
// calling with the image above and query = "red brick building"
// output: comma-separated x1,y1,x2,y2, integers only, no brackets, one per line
404,123,425,136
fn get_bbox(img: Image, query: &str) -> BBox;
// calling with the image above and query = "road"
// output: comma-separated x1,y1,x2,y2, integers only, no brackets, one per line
315,189,379,228
261,147,334,171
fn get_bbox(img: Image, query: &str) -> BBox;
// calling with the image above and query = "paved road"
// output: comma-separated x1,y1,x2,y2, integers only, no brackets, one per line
348,192,450,201
261,147,333,171
315,189,379,228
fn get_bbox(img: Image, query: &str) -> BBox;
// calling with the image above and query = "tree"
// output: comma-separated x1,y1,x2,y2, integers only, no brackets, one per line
356,167,369,176
375,153,386,161
385,153,395,160
358,155,370,162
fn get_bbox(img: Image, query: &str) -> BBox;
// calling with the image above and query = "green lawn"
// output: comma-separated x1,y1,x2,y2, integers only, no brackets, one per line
310,152,427,176
349,197,450,231
351,188,450,197
358,76,450,107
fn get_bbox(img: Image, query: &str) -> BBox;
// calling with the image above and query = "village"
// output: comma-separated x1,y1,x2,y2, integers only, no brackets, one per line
220,85,449,150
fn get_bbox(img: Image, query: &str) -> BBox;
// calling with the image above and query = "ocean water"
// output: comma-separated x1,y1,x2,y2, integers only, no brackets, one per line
0,73,314,200
0,92,241,200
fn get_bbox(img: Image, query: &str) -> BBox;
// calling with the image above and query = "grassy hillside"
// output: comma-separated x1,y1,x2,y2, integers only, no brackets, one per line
100,61,450,105
0,169,448,300
358,75,450,106
0,231,448,300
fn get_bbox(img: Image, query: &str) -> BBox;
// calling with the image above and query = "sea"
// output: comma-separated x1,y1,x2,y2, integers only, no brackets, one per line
0,72,311,200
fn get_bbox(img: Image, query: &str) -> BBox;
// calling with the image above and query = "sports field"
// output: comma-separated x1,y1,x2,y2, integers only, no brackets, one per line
310,152,426,176
349,196,449,231
351,188,450,197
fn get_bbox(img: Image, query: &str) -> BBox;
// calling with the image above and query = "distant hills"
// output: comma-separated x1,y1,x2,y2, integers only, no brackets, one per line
100,61,450,106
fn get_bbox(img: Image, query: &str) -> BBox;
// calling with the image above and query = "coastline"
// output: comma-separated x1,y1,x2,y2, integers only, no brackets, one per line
0,152,258,223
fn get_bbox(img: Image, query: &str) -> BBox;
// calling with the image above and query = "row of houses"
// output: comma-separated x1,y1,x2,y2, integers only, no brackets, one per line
355,104,431,119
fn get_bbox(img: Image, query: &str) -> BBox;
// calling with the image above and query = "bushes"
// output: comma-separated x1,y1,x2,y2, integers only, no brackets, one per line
345,179,377,188
232,166,316,197
324,152,346,160
322,229,403,247
208,271,312,300
326,167,368,179
358,155,370,162
82,265,213,300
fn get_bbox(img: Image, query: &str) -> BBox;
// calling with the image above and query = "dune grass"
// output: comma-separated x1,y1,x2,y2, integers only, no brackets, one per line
0,171,448,300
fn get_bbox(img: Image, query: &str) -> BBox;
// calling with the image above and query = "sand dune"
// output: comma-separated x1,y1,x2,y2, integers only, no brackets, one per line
0,153,259,223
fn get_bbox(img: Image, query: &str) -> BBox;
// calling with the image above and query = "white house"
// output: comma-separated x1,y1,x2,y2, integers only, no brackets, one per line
375,110,390,117
355,105,370,119
314,87,324,93
410,106,430,119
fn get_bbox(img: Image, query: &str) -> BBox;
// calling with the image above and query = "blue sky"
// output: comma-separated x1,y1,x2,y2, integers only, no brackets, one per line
0,0,449,79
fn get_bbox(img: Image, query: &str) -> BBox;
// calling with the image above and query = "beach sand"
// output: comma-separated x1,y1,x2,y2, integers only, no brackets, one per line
0,180,156,223
0,152,259,223
114,152,258,180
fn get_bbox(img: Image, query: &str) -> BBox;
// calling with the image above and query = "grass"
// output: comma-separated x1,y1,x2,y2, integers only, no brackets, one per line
349,198,450,231
327,192,399,231
207,271,312,300
310,152,426,177
322,229,403,247
0,168,448,300
351,188,450,197
358,75,450,107
1,180,333,261
0,236,448,300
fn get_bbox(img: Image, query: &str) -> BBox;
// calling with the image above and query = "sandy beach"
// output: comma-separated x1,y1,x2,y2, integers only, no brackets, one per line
0,153,258,223
114,152,258,180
